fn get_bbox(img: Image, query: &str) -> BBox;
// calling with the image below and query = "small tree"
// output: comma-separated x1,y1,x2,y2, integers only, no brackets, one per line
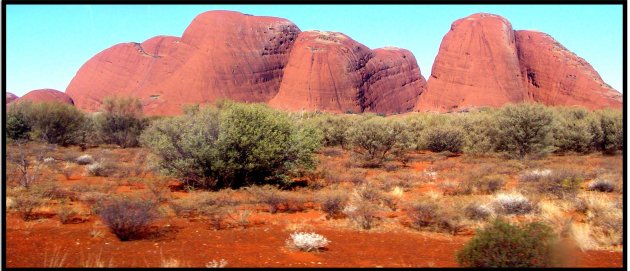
496,103,555,159
6,101,33,140
456,219,561,267
28,102,87,146
423,125,464,153
347,116,412,166
552,107,593,154
141,102,321,189
96,96,147,148
588,109,623,155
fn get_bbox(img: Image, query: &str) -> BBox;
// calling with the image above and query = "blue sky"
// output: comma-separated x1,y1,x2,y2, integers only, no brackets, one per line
6,5,623,96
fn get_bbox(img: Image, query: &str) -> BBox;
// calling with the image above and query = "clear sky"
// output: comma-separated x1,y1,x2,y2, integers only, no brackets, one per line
6,4,623,96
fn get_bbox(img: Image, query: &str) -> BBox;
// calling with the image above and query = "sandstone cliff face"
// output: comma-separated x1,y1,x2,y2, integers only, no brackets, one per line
363,48,427,114
6,92,18,104
415,13,525,112
515,30,622,109
269,31,426,114
415,13,622,112
66,11,300,115
16,89,74,105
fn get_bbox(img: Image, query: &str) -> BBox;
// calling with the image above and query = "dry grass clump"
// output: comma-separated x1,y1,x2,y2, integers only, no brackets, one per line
248,185,308,214
573,193,623,251
316,189,348,219
405,199,466,235
11,192,44,220
492,192,535,215
171,191,239,218
519,168,584,199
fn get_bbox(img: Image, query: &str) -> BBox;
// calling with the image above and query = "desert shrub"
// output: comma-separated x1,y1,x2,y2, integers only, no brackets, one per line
518,168,552,183
495,103,555,159
75,154,94,165
141,102,321,189
552,107,593,153
589,109,623,155
407,202,439,229
347,116,413,167
249,185,287,214
11,192,44,220
464,202,493,221
317,190,348,218
343,200,379,230
456,219,560,267
423,125,464,153
587,179,616,192
31,181,78,201
86,161,116,177
537,169,583,199
455,111,500,154
6,101,33,140
452,175,505,195
286,232,330,252
28,102,87,146
95,96,148,148
520,168,583,199
309,114,354,148
57,206,79,224
493,193,534,215
96,196,160,241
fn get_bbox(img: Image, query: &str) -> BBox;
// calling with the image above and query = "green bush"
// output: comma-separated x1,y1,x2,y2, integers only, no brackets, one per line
6,102,32,140
456,219,560,267
589,109,623,155
552,107,593,154
347,116,413,166
496,103,556,159
456,111,500,154
308,113,354,149
423,125,464,153
141,102,321,189
96,97,148,148
28,102,87,146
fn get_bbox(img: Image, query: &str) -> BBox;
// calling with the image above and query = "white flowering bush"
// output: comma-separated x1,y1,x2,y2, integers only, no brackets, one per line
87,162,106,176
587,179,616,192
205,259,228,268
43,157,55,163
519,169,552,182
76,154,94,165
493,193,534,215
286,232,330,252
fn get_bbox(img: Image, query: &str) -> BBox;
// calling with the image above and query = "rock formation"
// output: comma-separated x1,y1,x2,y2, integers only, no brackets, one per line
6,92,18,104
515,30,622,109
64,11,620,115
415,13,622,112
415,13,525,112
16,89,74,105
66,10,301,115
269,31,426,114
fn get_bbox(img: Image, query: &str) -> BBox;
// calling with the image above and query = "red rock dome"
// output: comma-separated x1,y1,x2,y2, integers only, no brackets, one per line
6,92,18,104
515,30,622,109
415,13,525,112
66,10,301,116
269,31,426,114
16,89,74,105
